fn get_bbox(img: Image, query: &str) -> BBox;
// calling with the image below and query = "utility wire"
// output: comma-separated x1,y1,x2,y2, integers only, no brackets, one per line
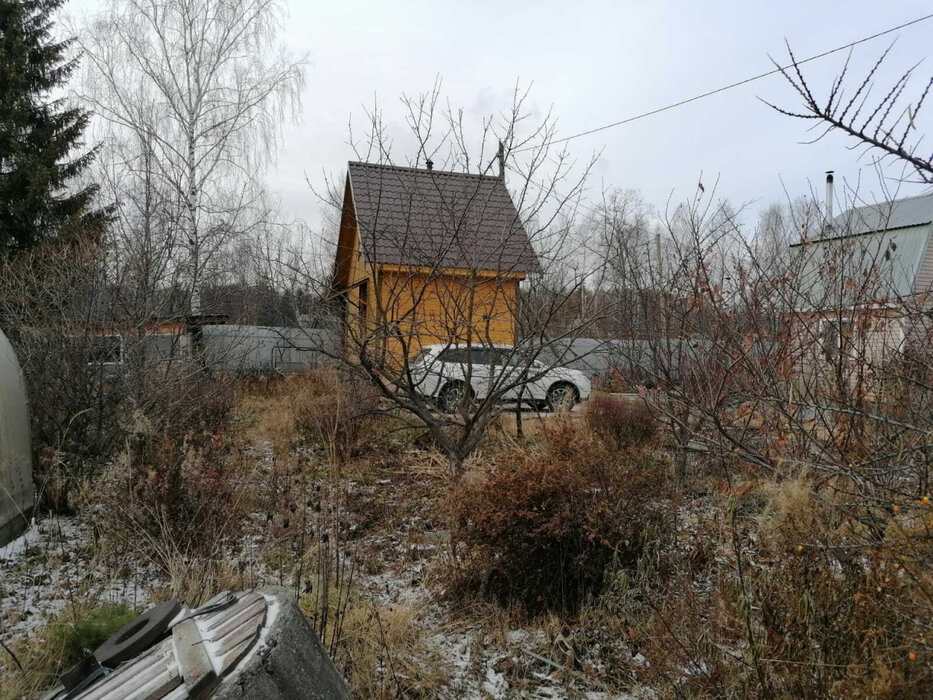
515,13,933,153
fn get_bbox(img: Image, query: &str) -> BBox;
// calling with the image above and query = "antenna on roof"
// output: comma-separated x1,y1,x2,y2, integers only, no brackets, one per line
497,141,505,179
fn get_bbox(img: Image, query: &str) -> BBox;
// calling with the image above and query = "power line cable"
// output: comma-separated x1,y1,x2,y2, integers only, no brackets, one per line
515,13,933,154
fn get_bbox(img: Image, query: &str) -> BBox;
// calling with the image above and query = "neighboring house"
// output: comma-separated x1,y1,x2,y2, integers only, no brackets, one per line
333,161,539,365
788,190,933,396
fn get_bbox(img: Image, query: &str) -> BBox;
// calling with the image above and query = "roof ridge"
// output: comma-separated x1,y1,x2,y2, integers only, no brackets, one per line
347,160,499,181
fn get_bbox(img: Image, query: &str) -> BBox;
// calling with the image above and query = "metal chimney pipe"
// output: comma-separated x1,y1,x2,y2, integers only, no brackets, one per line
426,158,433,171
825,170,835,222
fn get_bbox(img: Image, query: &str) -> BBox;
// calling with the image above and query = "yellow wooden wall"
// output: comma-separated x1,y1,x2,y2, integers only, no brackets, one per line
376,268,519,364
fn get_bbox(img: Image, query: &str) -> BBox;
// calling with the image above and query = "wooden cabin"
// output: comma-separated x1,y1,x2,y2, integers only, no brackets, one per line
333,161,539,366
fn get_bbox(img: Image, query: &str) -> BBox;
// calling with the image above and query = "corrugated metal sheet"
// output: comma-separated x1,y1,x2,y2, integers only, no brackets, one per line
201,325,339,374
0,330,34,546
540,338,696,380
792,223,931,305
831,192,933,236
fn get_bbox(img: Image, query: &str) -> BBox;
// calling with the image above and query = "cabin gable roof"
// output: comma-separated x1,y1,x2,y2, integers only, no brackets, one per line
343,161,540,276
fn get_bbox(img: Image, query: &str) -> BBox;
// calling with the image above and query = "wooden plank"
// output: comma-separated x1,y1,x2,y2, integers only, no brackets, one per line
203,590,231,606
139,665,182,700
160,686,188,700
214,611,263,656
200,595,251,629
173,619,217,698
79,656,164,700
216,632,259,677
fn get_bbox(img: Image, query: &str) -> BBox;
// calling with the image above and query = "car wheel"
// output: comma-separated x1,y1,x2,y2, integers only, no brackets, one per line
438,381,469,413
546,382,579,412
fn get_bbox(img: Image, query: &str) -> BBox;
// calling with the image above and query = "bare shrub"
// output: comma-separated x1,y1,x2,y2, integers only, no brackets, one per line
584,394,657,450
75,374,241,575
0,240,242,512
447,422,672,613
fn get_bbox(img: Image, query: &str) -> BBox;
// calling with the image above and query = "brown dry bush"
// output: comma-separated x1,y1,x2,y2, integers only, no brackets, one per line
584,394,657,450
447,421,672,614
75,373,242,570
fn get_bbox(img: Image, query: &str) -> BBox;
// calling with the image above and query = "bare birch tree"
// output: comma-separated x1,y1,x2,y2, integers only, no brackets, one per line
77,0,306,313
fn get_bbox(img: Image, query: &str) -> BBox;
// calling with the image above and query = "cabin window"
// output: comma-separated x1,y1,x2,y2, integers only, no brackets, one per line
358,280,368,322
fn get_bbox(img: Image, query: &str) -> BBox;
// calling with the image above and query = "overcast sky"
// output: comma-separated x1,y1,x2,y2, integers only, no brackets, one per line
68,0,933,233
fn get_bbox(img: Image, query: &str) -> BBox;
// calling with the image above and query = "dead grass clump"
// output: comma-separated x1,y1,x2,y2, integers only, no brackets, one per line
235,372,315,453
0,604,134,700
584,394,657,450
637,476,933,697
299,579,446,699
447,422,672,614
293,369,380,463
742,478,933,696
332,598,446,698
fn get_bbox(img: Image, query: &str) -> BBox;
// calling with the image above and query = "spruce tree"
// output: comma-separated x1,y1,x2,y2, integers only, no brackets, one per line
0,0,106,256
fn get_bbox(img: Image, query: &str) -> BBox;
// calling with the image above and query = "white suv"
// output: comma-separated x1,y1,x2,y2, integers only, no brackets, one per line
408,344,591,413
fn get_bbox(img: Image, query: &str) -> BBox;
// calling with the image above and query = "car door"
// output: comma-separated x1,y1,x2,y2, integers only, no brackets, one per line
490,349,525,400
433,348,464,397
521,356,551,401
465,349,490,399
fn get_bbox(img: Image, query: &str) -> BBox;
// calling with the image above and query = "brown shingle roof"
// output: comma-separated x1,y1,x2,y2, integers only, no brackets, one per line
346,161,540,274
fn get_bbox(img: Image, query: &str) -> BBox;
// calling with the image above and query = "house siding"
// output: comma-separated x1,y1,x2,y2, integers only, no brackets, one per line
787,308,904,402
911,222,933,294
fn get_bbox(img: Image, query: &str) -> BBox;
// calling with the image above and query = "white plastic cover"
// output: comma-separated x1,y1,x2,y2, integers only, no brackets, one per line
0,329,33,545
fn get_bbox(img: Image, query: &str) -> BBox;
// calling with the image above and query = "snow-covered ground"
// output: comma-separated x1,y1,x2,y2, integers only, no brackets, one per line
0,516,162,644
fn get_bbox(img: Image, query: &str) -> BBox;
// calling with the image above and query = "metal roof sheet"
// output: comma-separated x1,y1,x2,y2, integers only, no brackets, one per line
792,222,932,305
831,191,933,236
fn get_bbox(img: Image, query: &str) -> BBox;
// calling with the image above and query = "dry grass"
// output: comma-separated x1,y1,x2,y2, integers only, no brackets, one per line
21,367,932,698
0,604,134,700
321,596,448,699
235,373,314,454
